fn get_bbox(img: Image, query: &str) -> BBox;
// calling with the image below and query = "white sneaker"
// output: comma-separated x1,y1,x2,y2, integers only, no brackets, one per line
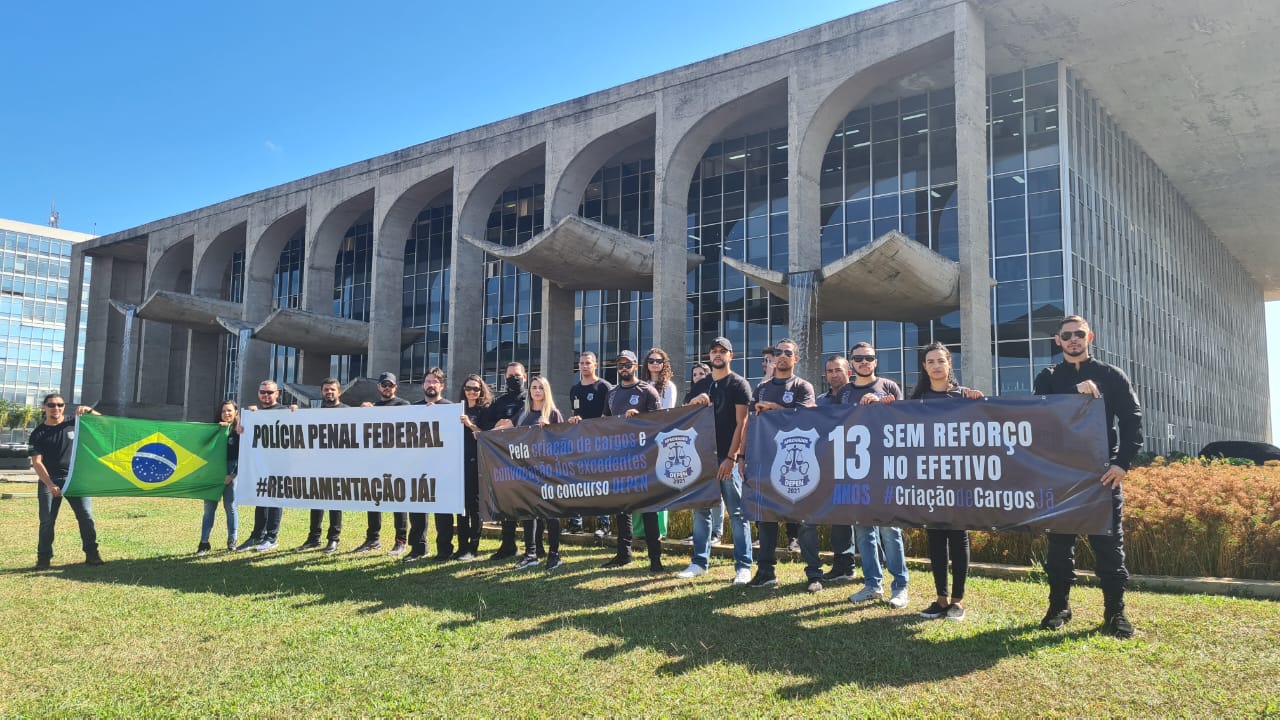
849,585,884,603
732,568,752,585
888,587,909,609
675,564,707,579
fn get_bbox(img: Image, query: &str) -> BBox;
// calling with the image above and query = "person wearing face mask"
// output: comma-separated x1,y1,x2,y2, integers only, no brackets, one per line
484,362,529,561
296,378,346,554
354,372,411,557
404,368,455,563
1034,315,1142,639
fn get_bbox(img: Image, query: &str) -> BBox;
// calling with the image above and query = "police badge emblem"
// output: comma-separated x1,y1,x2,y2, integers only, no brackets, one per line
770,428,820,502
653,427,701,490
782,391,794,404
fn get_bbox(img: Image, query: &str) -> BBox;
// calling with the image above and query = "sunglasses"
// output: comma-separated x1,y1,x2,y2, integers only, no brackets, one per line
463,385,482,392
850,355,877,363
378,381,396,388
257,390,276,395
646,357,664,364
775,349,795,357
46,402,65,408
1058,330,1088,341
616,362,634,369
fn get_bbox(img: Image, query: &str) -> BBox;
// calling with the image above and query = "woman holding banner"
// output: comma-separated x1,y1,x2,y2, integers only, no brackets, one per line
457,374,494,560
197,400,240,556
496,376,566,570
910,342,983,622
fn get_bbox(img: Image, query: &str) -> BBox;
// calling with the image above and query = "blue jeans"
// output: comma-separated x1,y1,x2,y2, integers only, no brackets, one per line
690,465,752,570
37,481,98,559
855,525,909,592
200,483,237,544
710,498,725,538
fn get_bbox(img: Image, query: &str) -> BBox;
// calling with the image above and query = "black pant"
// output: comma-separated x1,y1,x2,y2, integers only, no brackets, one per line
307,509,342,543
365,511,407,544
616,512,660,562
456,466,481,554
523,518,559,557
249,507,283,543
1046,486,1129,609
829,524,856,574
926,529,969,600
498,520,519,550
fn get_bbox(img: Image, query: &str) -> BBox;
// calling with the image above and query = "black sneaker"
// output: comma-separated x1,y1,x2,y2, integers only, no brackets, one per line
1040,605,1073,630
601,554,633,569
296,539,322,551
787,538,801,553
920,601,950,619
821,568,854,582
235,537,262,552
85,550,105,566
401,552,427,563
1104,611,1135,639
452,551,476,562
648,559,666,573
226,539,238,552
322,540,340,554
488,546,518,562
514,555,540,570
195,541,211,557
747,572,777,588
34,557,51,570
352,540,382,554
545,553,564,570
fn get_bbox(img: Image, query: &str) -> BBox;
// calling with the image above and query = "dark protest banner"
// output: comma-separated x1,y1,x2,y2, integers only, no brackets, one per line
477,405,720,520
237,404,463,513
743,395,1114,534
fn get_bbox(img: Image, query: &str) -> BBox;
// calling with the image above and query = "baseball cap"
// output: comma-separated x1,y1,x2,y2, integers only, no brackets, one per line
377,371,397,385
709,336,733,353
616,350,639,365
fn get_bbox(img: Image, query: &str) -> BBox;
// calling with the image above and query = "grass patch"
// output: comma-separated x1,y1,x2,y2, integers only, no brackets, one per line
2,494,1278,717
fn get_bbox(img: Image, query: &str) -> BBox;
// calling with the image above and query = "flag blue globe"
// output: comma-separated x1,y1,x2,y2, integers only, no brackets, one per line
131,442,178,484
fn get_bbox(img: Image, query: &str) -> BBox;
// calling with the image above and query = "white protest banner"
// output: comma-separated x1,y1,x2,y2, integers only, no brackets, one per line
236,404,463,513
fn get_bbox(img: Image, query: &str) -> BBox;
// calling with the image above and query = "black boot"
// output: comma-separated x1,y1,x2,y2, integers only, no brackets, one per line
1103,593,1134,639
1040,584,1071,630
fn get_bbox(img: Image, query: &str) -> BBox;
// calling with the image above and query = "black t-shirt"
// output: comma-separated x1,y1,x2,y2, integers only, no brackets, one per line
320,400,349,409
752,375,816,410
29,419,77,481
689,372,752,461
569,379,613,419
916,386,970,401
415,397,454,406
839,377,905,405
516,407,564,427
606,381,660,417
374,396,411,407
463,403,494,459
1034,357,1144,469
485,390,527,427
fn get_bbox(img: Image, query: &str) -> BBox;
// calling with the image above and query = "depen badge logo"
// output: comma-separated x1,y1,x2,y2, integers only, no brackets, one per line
98,432,208,490
653,427,701,490
771,428,820,502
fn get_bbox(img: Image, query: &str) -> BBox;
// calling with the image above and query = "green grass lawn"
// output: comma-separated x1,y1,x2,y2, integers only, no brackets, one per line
2,485,1278,718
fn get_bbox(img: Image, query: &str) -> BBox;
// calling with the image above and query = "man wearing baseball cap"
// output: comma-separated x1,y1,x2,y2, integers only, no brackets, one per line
600,350,665,571
355,371,411,556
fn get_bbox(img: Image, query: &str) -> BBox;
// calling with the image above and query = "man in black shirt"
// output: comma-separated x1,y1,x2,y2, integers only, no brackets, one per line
675,336,754,584
485,362,529,560
297,377,346,553
743,338,820,591
566,351,613,536
1033,314,1143,639
237,379,296,552
354,371,411,556
405,367,455,562
601,350,664,571
30,393,102,569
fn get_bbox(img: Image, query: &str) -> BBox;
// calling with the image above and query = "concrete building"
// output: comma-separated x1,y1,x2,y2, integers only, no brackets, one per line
1,218,93,440
62,0,1279,453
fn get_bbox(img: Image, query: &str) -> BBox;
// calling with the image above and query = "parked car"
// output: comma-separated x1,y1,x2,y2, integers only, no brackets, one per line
1198,441,1280,466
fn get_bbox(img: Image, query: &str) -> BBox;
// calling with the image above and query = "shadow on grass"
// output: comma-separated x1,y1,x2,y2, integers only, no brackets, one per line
12,545,1094,697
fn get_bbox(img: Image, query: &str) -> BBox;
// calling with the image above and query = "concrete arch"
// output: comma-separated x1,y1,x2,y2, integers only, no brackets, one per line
147,235,195,294
243,207,306,320
193,221,247,299
378,169,454,272
548,115,655,224
304,188,375,313
456,143,546,245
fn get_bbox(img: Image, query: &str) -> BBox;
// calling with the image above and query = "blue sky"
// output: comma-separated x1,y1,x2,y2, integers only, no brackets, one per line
2,0,1276,439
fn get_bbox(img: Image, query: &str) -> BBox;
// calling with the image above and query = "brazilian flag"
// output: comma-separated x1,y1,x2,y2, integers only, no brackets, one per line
64,415,228,500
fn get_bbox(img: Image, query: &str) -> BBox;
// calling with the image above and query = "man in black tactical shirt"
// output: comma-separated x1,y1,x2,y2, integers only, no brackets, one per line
486,362,529,560
566,351,612,537
30,393,102,569
741,338,820,591
297,377,346,553
1034,315,1143,639
354,371,411,556
600,350,664,571
405,367,455,562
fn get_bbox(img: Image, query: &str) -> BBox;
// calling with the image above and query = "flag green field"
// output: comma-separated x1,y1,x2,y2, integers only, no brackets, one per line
63,415,228,500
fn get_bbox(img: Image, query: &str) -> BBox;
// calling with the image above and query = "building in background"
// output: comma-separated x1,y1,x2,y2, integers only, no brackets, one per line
1,218,93,442
60,0,1279,454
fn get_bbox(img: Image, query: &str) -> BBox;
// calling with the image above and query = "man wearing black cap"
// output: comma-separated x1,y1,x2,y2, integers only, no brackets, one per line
601,350,664,571
675,336,754,584
354,371,411,556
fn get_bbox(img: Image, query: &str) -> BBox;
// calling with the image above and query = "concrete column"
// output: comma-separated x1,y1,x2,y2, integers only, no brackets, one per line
651,97,690,375
184,330,222,418
787,73,825,384
61,250,88,401
367,210,403,383
954,2,993,394
540,283,576,410
100,260,145,414
448,191,485,390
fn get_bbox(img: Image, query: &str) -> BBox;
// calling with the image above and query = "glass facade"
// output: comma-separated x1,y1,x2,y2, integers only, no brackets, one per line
219,249,245,400
400,202,452,384
269,228,305,393
331,211,372,381
0,221,91,441
481,183,544,387
1064,70,1266,453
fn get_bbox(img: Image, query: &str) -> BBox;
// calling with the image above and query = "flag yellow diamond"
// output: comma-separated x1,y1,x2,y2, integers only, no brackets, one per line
97,432,209,491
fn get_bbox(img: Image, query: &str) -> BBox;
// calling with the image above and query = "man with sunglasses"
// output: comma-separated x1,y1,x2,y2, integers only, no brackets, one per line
297,377,346,554
599,350,664,571
1034,315,1142,639
743,338,819,591
237,379,296,552
566,351,613,537
404,367,454,563
31,393,102,569
354,372,411,556
838,342,911,609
